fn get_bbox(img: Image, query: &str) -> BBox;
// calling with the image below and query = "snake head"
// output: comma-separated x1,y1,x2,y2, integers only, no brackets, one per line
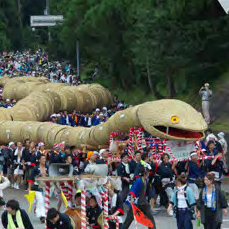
138,99,207,140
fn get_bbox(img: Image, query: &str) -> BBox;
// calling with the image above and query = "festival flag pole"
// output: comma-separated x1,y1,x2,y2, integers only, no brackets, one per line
133,215,138,229
81,188,87,229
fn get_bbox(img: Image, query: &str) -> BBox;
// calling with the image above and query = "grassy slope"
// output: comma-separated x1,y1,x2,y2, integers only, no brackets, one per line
91,69,229,131
208,69,229,132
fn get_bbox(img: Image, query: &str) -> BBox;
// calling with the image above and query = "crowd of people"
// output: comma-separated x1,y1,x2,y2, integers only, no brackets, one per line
0,50,81,85
0,50,228,229
49,103,127,127
0,127,227,229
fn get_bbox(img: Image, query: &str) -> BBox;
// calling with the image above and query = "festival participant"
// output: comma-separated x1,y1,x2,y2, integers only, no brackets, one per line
1,199,34,229
6,142,15,185
27,154,47,223
117,152,131,201
148,153,160,213
129,150,142,178
206,134,223,154
71,146,83,171
205,152,228,187
12,142,24,190
58,142,66,163
24,142,37,188
46,208,73,229
167,175,196,229
172,160,187,176
50,144,60,164
123,167,156,229
37,142,45,157
97,149,112,175
21,139,31,183
134,152,151,179
65,154,79,175
186,151,205,200
86,195,103,229
83,151,98,173
196,173,228,229
74,190,81,209
157,153,175,212
97,149,109,165
206,141,218,156
0,174,10,208
107,184,124,229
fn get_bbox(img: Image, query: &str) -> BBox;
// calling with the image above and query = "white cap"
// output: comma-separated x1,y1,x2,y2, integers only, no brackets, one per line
217,132,225,138
56,114,61,117
99,113,104,116
9,142,15,147
6,99,10,102
94,151,99,155
102,107,107,110
99,149,107,156
38,142,44,147
95,108,100,112
50,114,56,118
208,133,217,140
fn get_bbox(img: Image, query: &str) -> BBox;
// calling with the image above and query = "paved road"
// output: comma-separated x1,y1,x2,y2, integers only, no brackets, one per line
1,186,229,229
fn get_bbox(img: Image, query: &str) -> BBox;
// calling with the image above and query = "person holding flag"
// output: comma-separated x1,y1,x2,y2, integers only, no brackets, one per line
123,166,156,229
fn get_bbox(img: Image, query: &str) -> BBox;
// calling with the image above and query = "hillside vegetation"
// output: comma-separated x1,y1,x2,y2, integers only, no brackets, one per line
1,0,229,104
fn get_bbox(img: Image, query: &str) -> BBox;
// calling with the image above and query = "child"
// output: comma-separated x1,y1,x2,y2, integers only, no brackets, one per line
86,196,102,228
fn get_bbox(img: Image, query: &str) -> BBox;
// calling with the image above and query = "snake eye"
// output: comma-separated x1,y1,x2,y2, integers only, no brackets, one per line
171,116,179,123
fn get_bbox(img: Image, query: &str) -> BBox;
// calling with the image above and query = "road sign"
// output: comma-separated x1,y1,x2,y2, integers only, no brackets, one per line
30,15,64,27
218,0,229,13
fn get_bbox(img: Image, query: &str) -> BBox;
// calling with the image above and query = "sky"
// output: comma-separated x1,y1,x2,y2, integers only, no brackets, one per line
218,0,229,13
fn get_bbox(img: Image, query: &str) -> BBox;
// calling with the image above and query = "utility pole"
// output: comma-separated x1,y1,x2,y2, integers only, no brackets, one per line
45,0,51,42
76,40,80,79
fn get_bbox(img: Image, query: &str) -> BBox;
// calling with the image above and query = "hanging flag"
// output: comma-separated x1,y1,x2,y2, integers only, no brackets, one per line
131,203,154,228
61,191,69,208
24,191,35,213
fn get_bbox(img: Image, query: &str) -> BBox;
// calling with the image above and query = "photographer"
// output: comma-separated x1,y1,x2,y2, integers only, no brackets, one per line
199,83,212,125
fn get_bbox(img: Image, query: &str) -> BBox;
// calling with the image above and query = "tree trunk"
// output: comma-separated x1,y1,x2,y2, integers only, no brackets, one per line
146,59,154,94
146,59,164,99
167,68,176,98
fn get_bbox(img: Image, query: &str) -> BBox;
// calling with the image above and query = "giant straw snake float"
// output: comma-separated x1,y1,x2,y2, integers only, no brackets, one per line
0,76,207,149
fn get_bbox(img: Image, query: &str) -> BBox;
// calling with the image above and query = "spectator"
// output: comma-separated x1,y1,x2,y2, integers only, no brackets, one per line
217,132,227,154
63,110,75,126
93,113,105,126
4,99,13,108
199,83,212,125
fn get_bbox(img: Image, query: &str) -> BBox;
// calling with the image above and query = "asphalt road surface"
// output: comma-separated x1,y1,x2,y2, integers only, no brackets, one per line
1,186,229,229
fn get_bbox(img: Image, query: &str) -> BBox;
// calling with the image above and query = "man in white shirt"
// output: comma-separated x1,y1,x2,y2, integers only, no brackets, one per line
199,83,212,124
